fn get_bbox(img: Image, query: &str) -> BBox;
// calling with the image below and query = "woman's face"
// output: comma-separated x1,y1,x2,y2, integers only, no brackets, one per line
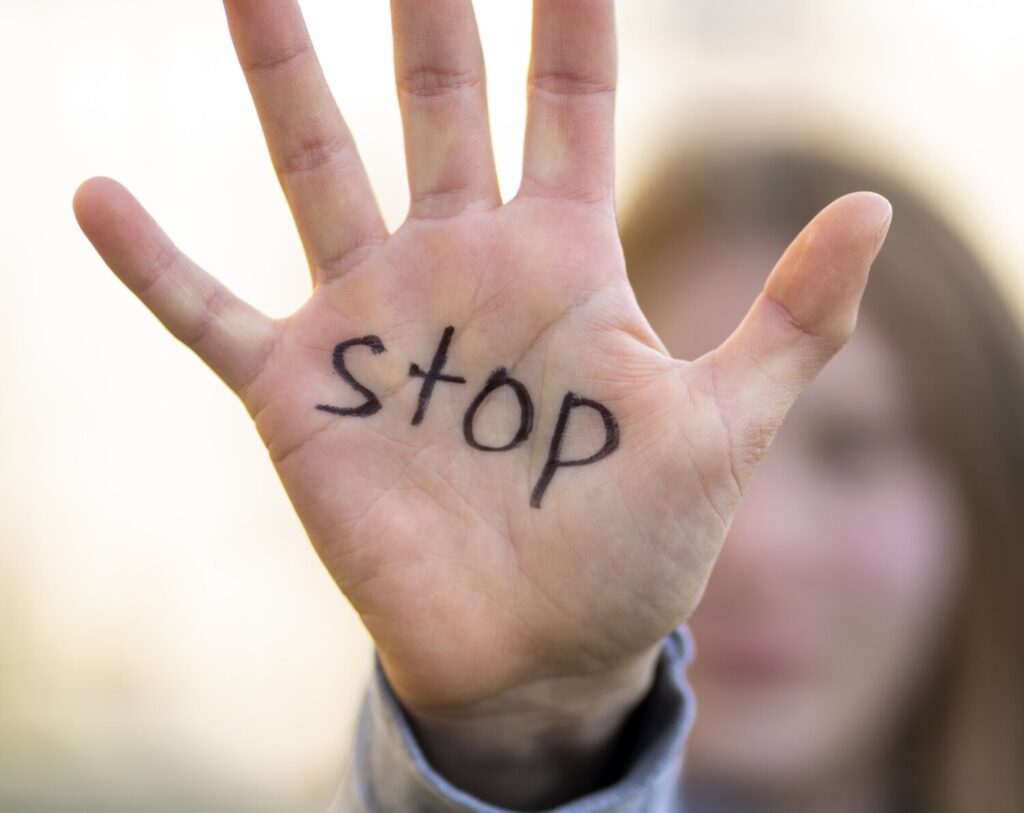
642,235,968,802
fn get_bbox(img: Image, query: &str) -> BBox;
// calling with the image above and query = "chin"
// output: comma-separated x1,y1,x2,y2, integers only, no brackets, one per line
684,678,854,798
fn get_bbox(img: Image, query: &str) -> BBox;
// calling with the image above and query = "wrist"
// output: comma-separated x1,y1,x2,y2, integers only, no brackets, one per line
391,644,663,810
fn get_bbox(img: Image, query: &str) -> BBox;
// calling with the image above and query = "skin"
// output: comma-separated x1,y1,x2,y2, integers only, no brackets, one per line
71,2,892,809
645,236,967,813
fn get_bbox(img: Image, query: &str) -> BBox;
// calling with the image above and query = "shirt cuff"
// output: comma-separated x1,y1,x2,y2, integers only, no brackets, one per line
331,624,696,813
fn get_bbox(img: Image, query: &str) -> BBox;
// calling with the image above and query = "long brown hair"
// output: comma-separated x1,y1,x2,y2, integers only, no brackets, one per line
619,145,1024,813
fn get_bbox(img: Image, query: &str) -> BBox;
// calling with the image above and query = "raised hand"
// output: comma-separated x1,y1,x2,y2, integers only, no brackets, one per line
73,0,890,805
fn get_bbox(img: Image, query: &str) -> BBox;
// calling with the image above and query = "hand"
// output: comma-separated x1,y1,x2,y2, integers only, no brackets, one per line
73,0,890,806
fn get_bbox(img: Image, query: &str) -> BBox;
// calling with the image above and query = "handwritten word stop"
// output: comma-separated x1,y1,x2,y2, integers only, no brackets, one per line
314,326,620,508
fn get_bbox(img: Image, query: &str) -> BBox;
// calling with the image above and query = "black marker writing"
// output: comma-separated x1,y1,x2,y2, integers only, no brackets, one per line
316,328,622,510
530,392,620,508
408,325,466,425
463,368,534,452
316,335,387,418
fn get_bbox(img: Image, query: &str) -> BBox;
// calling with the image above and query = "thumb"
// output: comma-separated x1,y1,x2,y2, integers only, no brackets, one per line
708,191,893,492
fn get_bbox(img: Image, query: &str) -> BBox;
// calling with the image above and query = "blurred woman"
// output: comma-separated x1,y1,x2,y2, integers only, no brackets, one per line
620,146,1024,813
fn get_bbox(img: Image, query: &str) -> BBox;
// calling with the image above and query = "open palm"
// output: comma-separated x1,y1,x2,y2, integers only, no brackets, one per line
73,0,890,715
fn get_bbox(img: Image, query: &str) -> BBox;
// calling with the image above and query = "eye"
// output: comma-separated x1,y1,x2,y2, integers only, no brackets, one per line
807,419,902,480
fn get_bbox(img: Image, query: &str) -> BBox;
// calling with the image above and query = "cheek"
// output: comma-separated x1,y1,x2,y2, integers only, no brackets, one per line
813,464,967,763
826,468,964,624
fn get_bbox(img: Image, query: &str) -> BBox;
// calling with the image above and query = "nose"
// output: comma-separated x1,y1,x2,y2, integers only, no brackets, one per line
710,441,822,601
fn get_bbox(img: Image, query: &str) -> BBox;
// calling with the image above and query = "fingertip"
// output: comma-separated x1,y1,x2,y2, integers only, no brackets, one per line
763,190,893,347
72,176,128,232
72,177,99,225
860,192,894,257
839,189,892,219
820,190,893,257
73,175,115,208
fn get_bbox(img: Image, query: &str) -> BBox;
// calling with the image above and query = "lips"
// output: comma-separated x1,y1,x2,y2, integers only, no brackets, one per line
691,622,819,683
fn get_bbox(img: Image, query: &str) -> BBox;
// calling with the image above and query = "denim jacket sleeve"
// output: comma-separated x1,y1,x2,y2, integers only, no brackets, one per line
329,624,696,813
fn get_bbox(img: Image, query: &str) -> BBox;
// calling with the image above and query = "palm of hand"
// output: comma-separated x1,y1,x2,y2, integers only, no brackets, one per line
252,198,733,706
73,0,890,712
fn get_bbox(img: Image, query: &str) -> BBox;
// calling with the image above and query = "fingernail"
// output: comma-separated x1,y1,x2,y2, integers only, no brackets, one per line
872,197,893,260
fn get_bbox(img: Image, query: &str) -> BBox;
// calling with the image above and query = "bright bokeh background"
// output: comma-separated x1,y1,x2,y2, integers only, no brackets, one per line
1,1,1021,810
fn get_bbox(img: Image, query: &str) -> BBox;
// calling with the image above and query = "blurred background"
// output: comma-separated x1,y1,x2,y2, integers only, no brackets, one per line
0,0,1021,810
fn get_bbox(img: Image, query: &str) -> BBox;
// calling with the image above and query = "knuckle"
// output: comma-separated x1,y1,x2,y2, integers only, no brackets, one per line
183,284,233,350
527,70,615,98
398,67,483,99
242,39,312,76
276,132,352,177
138,243,180,298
